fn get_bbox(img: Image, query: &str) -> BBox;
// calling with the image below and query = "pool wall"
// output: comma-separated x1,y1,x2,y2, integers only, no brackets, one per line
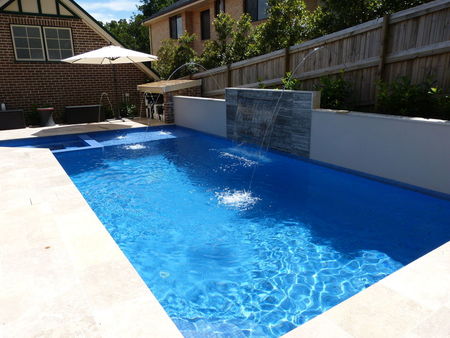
173,96,226,137
310,109,450,196
172,90,450,196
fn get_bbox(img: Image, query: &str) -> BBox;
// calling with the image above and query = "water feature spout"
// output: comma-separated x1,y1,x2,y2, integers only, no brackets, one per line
143,61,223,131
242,46,328,190
99,92,114,122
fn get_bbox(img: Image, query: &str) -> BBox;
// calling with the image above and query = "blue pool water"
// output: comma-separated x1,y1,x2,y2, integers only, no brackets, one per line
44,126,450,337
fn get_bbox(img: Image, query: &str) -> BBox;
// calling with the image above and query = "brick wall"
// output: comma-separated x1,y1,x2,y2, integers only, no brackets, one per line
0,13,151,123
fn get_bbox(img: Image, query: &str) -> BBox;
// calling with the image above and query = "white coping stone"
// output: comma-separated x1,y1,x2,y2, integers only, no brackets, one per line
313,108,450,127
174,95,225,102
0,119,152,141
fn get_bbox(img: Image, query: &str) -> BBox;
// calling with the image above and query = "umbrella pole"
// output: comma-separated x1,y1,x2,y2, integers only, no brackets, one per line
112,64,120,119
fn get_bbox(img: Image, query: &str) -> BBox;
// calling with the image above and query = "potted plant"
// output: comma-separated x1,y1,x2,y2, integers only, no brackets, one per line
120,102,137,119
36,106,56,127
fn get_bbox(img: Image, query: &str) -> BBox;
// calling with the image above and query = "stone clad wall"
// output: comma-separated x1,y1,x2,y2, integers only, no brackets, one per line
225,88,320,158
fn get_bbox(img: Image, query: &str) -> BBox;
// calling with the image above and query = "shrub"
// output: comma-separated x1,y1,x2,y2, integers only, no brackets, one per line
120,102,137,118
432,89,450,119
24,107,40,126
281,72,302,90
377,77,450,119
153,32,197,79
313,72,353,110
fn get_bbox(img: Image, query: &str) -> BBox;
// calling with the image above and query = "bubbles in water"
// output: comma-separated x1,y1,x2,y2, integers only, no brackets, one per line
219,152,257,167
227,147,271,163
124,144,146,150
159,130,172,135
216,189,261,210
116,135,126,139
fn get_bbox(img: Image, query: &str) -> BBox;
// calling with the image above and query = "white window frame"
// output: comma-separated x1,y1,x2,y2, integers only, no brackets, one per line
43,27,74,61
10,24,46,61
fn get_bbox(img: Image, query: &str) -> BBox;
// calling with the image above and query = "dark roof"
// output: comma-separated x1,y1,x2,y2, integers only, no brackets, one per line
143,0,199,23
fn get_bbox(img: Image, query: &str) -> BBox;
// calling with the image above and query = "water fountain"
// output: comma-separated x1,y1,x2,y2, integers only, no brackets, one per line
98,92,114,122
227,46,329,190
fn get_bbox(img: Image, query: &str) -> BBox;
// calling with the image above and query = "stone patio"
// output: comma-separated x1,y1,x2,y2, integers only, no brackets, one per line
0,118,168,141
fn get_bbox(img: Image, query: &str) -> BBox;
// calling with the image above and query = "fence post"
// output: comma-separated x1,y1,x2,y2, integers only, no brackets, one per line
378,14,390,81
284,47,290,75
375,14,391,106
226,64,232,88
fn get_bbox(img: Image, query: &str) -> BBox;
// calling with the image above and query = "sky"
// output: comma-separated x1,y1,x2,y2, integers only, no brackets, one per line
78,0,141,23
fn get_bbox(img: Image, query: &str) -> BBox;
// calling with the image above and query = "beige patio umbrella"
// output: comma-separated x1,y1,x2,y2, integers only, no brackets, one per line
62,45,158,119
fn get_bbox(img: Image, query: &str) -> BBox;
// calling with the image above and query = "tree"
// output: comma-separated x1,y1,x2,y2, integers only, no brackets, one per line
229,14,257,62
254,0,314,54
103,14,149,53
197,13,234,68
153,32,197,79
316,0,432,33
139,0,176,18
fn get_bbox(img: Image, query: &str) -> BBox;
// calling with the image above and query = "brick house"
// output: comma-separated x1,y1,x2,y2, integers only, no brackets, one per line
143,0,319,55
0,0,159,123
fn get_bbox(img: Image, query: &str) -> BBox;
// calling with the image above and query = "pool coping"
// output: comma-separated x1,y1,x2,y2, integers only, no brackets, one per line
0,123,449,337
0,146,183,337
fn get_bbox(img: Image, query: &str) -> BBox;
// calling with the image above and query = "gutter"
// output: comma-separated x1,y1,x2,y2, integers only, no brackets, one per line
142,0,204,25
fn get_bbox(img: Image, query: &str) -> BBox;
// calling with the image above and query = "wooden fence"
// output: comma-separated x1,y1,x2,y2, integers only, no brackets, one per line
190,0,450,107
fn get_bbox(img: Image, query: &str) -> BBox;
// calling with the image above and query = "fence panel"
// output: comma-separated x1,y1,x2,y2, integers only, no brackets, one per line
191,0,449,107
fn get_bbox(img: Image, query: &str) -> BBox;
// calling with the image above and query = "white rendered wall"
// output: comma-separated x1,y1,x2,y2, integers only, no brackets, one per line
173,96,226,138
310,109,450,195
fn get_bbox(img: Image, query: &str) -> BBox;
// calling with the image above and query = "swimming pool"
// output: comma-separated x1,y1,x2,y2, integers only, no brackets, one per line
12,126,450,337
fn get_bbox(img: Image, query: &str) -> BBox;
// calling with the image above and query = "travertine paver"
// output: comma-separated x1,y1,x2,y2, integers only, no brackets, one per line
0,144,182,337
0,118,168,141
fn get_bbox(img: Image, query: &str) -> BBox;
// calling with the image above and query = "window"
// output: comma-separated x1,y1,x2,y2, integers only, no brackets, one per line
10,25,74,61
245,0,268,21
11,25,45,61
43,27,74,61
215,0,225,17
200,10,210,40
169,15,183,39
